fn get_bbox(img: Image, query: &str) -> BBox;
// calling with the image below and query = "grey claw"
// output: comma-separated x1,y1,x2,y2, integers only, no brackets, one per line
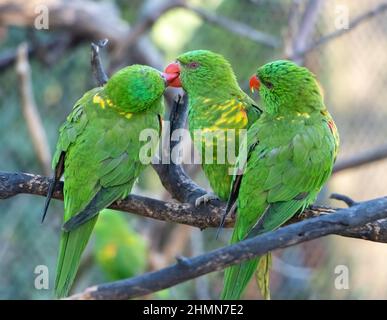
195,193,219,207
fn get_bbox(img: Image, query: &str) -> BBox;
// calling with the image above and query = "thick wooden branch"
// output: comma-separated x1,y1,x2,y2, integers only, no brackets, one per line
68,196,387,299
151,95,217,205
1,171,387,244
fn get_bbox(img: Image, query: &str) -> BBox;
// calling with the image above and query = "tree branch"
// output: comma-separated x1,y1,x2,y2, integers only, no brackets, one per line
15,42,51,175
330,193,357,207
90,39,109,86
183,3,281,48
125,0,185,48
0,0,165,72
151,95,217,205
67,196,387,299
0,34,82,72
291,2,387,59
333,144,387,173
1,170,387,244
118,0,282,49
287,0,323,65
0,0,130,46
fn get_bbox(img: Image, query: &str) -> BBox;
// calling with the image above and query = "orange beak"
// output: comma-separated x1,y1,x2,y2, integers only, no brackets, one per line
249,74,260,93
164,62,182,87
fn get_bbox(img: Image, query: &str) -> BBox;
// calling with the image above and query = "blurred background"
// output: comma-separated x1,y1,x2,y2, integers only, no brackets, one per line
0,0,387,299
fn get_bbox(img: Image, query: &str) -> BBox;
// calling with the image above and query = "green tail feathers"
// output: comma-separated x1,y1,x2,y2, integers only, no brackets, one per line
221,253,271,300
55,217,97,298
256,253,272,300
221,257,260,300
221,219,272,300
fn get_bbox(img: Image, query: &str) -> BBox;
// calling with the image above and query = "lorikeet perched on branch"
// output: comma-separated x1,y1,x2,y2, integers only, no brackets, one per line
164,50,261,205
43,65,175,298
221,60,339,299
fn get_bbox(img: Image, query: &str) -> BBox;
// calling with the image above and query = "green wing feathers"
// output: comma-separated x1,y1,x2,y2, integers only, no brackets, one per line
222,113,337,299
52,87,162,298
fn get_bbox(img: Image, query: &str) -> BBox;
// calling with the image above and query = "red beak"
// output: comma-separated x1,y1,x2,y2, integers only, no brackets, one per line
164,62,182,87
161,72,180,86
249,74,260,93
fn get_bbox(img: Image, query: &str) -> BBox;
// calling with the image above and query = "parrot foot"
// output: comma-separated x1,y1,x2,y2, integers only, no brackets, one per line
195,192,219,207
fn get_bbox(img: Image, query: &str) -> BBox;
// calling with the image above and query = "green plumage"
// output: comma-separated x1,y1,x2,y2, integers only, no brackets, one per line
176,50,261,201
221,60,339,299
50,65,165,298
93,210,148,280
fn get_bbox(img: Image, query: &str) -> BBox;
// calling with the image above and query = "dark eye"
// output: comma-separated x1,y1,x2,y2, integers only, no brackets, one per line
262,79,274,89
188,62,200,69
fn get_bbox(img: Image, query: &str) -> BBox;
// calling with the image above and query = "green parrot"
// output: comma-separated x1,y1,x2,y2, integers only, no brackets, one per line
164,50,261,204
43,64,174,298
93,210,148,281
221,60,339,299
93,210,171,299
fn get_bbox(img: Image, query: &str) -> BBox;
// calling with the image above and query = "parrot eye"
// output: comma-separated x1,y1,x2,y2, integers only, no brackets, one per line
262,79,274,89
187,62,200,69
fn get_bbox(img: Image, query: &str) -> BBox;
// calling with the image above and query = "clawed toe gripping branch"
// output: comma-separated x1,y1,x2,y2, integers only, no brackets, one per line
1,41,387,300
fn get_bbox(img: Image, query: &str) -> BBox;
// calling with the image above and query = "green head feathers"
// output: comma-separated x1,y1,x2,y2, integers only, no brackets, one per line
255,60,324,115
177,50,240,95
104,64,165,113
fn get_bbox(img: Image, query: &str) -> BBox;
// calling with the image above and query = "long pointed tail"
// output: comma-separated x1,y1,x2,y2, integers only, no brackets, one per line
221,256,260,300
221,223,271,300
221,199,308,299
55,217,97,298
256,253,271,300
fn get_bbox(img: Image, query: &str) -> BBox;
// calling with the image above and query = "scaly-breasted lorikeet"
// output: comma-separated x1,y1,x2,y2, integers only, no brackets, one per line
43,65,176,298
93,210,148,281
221,60,339,299
164,50,261,205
